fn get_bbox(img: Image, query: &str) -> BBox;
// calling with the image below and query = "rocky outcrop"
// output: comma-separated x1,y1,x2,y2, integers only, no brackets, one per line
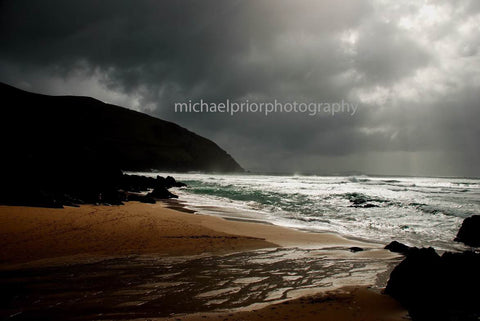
165,176,187,188
385,241,413,255
385,247,480,321
0,170,183,207
385,247,441,318
147,187,178,199
126,193,156,204
454,215,480,247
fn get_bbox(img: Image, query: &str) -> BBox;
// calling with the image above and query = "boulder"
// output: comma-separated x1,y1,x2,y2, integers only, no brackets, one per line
156,175,167,188
385,241,412,255
385,247,442,320
176,181,187,187
165,176,187,188
454,215,480,247
440,251,480,311
165,176,177,188
147,187,178,199
127,193,156,204
385,248,480,320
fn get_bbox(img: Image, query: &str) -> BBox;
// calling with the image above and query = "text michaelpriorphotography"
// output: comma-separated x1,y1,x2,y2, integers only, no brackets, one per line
174,99,359,116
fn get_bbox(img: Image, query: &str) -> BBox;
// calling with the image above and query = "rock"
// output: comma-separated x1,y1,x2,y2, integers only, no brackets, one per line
385,248,480,321
385,247,442,320
454,215,480,247
1,169,184,207
440,251,480,314
121,174,157,192
385,241,412,255
0,188,64,208
165,176,187,188
119,174,186,193
99,189,126,206
176,181,187,187
127,193,156,204
165,176,177,188
349,247,364,253
156,175,167,188
362,203,378,208
147,187,178,199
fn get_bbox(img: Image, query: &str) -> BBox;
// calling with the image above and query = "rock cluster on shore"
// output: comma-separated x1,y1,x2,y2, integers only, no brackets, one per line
0,168,186,208
384,216,480,321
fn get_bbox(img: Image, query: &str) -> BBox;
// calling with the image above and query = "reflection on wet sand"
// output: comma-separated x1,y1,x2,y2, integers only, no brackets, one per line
1,247,400,320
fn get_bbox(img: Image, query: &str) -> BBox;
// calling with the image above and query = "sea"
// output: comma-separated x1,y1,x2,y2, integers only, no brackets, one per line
133,173,480,252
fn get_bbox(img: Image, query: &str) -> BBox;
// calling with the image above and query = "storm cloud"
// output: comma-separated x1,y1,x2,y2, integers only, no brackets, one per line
1,0,479,176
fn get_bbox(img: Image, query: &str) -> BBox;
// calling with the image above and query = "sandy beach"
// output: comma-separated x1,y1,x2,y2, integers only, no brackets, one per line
0,202,392,266
0,202,406,320
0,202,273,266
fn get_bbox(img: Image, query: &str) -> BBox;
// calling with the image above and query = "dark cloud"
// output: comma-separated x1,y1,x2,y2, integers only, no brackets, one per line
1,0,479,176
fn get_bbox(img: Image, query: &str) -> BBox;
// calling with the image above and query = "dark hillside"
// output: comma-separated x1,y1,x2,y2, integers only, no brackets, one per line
0,82,243,173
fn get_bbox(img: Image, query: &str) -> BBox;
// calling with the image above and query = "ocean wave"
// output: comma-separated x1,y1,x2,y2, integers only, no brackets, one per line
347,176,371,183
408,202,475,218
153,172,479,251
381,179,401,183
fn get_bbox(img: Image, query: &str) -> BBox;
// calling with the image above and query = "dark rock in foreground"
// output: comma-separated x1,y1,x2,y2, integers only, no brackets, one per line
385,241,413,255
385,247,441,317
385,247,480,321
455,215,480,247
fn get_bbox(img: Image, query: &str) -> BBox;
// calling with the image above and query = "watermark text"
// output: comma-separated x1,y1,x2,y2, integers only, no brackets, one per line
174,99,358,116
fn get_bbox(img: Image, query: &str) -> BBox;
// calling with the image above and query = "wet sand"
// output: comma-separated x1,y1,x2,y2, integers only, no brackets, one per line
158,287,407,321
0,202,388,266
0,203,406,320
0,247,403,320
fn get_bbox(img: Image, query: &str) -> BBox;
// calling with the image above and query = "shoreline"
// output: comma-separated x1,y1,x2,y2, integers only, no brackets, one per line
0,202,398,268
0,202,406,320
162,197,388,247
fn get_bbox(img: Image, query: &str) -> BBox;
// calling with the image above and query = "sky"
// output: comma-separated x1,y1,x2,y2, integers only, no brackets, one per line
1,0,479,177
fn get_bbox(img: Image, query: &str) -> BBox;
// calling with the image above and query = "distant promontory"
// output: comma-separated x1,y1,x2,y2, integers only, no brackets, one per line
1,82,243,173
